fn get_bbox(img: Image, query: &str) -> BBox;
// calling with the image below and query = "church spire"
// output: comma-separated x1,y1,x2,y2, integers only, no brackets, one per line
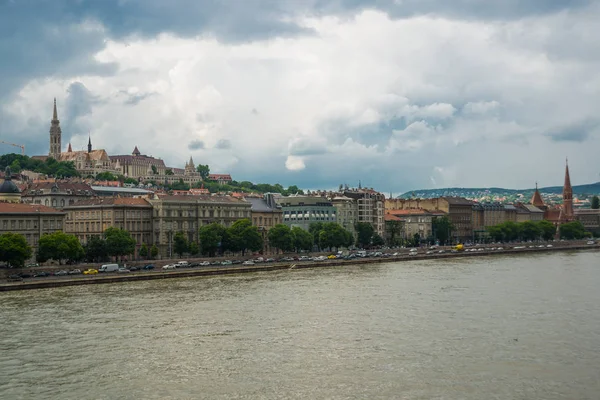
67,142,72,152
48,98,62,160
531,181,544,207
87,134,92,153
562,158,573,218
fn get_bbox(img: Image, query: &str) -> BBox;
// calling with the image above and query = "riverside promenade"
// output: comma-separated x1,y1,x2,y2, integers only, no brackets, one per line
2,242,598,292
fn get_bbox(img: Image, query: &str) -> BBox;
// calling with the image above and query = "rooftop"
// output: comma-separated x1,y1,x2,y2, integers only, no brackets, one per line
0,203,64,214
91,186,153,195
64,198,152,208
246,197,282,212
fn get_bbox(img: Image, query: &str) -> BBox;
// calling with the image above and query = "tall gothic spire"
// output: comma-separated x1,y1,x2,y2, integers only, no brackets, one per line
49,98,62,159
562,158,573,218
67,142,72,152
87,134,92,153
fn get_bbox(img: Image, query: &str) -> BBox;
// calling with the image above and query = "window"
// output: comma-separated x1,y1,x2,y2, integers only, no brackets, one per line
60,199,65,207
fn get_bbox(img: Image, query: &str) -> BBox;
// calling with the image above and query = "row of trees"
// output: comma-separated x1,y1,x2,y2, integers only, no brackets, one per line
0,154,79,177
486,220,591,242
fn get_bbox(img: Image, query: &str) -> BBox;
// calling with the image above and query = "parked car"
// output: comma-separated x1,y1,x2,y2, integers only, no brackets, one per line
83,269,98,275
162,264,176,270
7,274,23,282
129,266,139,271
54,270,69,276
26,263,39,268
243,260,255,265
587,240,596,245
143,264,155,270
68,269,82,275
117,268,130,273
33,271,50,278
221,260,233,265
198,261,210,266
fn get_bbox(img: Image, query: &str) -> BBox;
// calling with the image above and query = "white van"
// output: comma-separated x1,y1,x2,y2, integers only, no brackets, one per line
99,264,119,272
176,261,189,267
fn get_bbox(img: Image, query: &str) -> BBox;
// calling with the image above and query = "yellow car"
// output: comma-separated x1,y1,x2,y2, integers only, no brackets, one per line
83,269,98,275
327,255,337,259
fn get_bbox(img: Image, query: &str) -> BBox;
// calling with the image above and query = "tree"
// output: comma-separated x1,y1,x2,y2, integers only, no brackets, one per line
386,220,403,246
487,225,504,242
520,221,542,241
198,223,227,257
173,232,189,257
225,219,263,255
372,233,385,247
291,227,313,252
432,216,454,245
104,227,136,261
499,221,522,242
150,244,159,259
139,243,149,259
318,223,349,250
196,164,210,180
165,169,174,175
559,221,588,240
189,241,200,256
37,232,84,265
268,224,294,253
308,222,325,249
84,236,109,262
151,165,158,175
0,233,32,267
95,172,117,181
536,220,557,241
355,222,374,248
410,233,420,247
592,196,600,209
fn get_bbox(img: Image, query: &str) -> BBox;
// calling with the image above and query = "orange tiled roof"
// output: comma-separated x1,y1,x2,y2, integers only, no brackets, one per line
0,203,64,213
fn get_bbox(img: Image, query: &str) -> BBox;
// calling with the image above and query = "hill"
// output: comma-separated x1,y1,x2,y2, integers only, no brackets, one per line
399,182,600,199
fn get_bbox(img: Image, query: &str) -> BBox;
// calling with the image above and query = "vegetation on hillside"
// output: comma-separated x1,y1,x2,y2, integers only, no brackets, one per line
0,154,79,177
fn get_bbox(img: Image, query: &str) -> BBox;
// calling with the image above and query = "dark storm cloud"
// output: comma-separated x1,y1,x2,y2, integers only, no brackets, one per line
545,120,598,142
215,139,232,149
188,140,205,150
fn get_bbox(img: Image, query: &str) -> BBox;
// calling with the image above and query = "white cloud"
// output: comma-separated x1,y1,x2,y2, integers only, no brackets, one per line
4,5,600,191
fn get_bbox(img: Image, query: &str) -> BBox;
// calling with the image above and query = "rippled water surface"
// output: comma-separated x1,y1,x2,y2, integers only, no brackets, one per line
2,251,600,399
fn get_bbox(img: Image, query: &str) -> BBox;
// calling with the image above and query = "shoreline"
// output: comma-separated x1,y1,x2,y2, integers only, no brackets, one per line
1,244,598,292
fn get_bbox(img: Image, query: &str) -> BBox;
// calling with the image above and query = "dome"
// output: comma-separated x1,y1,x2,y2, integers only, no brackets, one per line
0,167,20,194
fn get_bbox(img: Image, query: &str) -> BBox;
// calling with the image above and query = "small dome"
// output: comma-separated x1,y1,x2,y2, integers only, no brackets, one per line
0,167,20,194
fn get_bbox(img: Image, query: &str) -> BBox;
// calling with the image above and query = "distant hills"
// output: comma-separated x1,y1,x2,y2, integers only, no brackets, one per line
399,181,600,199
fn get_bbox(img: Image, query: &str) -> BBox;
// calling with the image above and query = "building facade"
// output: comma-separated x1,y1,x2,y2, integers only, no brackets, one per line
342,189,385,238
21,181,96,209
277,195,337,231
330,195,358,237
0,203,66,260
147,195,252,257
575,209,600,235
63,198,153,256
385,197,473,242
385,209,434,241
246,194,283,254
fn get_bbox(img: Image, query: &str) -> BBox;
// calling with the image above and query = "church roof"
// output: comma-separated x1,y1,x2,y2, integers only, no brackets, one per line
564,162,572,190
59,149,110,162
530,185,545,207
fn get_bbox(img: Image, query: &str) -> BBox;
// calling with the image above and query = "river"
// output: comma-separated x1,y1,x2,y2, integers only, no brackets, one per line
1,251,599,399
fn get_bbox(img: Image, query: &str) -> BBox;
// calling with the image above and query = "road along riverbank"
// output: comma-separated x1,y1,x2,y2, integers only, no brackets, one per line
1,244,598,292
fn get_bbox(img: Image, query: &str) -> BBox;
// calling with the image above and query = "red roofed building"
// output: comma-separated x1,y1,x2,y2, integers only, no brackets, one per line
208,174,232,185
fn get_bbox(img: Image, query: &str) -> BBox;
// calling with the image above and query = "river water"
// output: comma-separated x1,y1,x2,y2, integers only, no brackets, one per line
1,251,600,399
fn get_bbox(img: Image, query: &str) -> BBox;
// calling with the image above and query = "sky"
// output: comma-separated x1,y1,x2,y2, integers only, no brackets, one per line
1,0,599,194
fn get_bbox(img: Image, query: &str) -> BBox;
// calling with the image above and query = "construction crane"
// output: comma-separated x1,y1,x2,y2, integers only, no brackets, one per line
0,140,25,155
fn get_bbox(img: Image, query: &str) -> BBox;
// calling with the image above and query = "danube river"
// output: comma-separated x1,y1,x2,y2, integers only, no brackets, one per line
1,251,599,399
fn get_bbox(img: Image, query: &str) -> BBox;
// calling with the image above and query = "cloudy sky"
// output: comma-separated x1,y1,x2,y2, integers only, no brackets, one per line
1,0,599,193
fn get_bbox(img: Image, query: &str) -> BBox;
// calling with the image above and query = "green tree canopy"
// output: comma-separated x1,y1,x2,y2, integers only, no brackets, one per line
559,221,588,240
198,223,227,257
95,172,118,181
37,232,84,265
373,233,386,247
318,223,350,250
139,243,149,259
291,226,313,252
0,154,79,177
537,220,557,241
84,236,109,263
189,241,200,256
150,244,159,259
268,224,294,253
196,164,210,180
386,220,403,246
0,233,32,267
592,196,600,209
432,216,454,245
355,222,374,248
173,232,189,257
104,227,136,260
225,219,263,255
